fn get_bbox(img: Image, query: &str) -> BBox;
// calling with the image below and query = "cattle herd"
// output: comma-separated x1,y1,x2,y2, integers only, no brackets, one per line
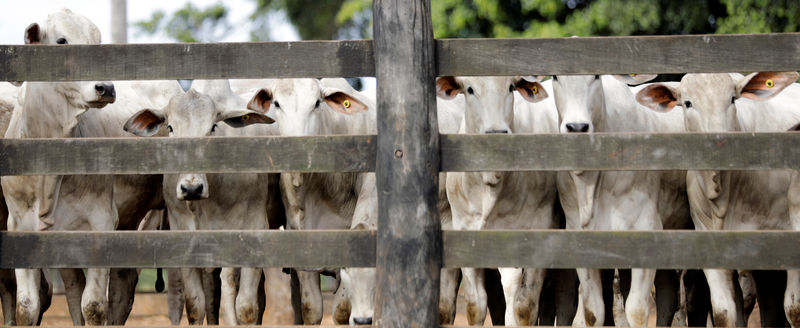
0,7,799,328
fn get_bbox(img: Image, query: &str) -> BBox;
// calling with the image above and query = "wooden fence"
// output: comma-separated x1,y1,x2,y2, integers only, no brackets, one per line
1,0,800,326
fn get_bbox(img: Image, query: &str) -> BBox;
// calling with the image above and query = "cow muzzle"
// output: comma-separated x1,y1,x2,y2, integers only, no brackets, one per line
88,82,116,107
177,174,209,201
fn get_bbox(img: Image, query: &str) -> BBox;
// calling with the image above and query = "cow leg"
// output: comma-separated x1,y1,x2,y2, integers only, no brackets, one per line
498,268,522,326
553,268,578,326
297,271,323,324
0,269,16,325
107,268,138,325
538,269,556,326
684,269,711,326
167,268,185,325
202,268,221,325
513,268,546,326
438,268,460,325
785,269,800,327
738,270,756,323
484,268,505,325
575,268,604,326
654,269,680,327
624,268,655,327
235,268,262,324
461,267,487,325
81,268,109,325
752,270,789,327
181,268,206,325
219,268,238,325
703,269,738,327
35,269,51,326
332,271,351,325
14,269,41,326
60,268,86,325
290,269,303,324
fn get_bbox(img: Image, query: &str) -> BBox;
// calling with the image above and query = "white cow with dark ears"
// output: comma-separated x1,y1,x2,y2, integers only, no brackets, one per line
638,72,800,327
436,76,567,326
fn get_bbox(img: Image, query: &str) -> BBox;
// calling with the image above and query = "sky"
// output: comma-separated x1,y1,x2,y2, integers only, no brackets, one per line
0,0,300,44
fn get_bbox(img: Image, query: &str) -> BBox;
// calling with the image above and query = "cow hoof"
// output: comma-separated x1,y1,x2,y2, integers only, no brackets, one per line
236,303,258,325
82,301,106,325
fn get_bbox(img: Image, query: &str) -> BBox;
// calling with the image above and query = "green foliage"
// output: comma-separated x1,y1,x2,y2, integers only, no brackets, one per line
134,2,230,42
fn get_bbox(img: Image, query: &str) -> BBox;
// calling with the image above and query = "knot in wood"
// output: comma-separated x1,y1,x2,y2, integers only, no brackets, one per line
394,149,403,159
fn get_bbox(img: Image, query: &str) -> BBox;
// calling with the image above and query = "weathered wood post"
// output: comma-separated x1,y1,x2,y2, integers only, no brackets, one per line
373,0,441,327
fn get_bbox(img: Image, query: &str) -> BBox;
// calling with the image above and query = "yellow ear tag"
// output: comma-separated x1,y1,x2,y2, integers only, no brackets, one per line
766,79,775,87
343,99,351,109
629,73,637,77
241,114,250,121
532,85,538,94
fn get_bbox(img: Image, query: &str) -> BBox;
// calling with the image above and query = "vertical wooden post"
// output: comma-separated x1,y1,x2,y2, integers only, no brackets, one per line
373,0,441,327
111,0,127,44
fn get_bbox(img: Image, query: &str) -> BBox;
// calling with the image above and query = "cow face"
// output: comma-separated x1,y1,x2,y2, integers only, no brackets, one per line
247,79,367,137
436,76,546,134
124,87,273,200
339,267,376,325
551,75,603,133
636,72,797,133
25,9,115,109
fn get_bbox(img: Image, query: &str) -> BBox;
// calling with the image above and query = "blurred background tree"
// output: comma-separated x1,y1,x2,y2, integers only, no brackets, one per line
133,0,800,42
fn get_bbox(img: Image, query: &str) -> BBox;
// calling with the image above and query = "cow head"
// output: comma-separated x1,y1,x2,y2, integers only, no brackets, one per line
247,79,368,137
436,76,546,134
550,74,656,134
124,84,273,200
25,9,115,109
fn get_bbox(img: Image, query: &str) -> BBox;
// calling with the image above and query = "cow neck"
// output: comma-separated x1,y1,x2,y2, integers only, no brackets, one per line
19,82,87,138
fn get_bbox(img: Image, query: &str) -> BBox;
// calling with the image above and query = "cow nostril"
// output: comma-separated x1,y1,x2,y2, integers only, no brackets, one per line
353,317,372,325
180,185,189,194
566,123,590,133
196,185,203,195
95,83,115,98
95,84,105,93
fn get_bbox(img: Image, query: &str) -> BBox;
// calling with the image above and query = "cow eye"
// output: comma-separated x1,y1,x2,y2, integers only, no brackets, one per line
731,97,736,104
552,76,558,82
315,99,321,108
56,37,68,44
211,124,217,133
273,101,280,109
167,125,173,133
508,84,514,93
594,75,600,80
466,87,474,95
683,100,693,108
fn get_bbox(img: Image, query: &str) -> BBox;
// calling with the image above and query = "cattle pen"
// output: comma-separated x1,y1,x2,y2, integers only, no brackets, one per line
2,0,800,327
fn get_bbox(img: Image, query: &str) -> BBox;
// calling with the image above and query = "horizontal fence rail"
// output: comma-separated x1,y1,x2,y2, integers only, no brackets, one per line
3,34,800,81
1,230,798,270
3,132,800,175
0,135,375,175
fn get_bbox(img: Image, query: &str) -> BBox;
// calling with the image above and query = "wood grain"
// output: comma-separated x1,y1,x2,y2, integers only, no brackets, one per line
440,132,800,171
0,41,374,81
437,33,800,76
373,0,441,326
0,135,375,175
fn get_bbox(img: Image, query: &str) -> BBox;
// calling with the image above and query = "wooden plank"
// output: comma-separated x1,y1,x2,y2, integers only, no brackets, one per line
4,34,800,81
443,230,800,270
0,135,375,175
0,41,374,81
373,0,441,327
2,230,797,270
437,33,800,76
0,230,375,269
440,132,800,171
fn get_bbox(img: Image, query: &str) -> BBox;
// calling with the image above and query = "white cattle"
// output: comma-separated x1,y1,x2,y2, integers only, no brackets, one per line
246,78,379,325
550,74,691,327
124,80,275,325
435,76,564,326
637,72,800,327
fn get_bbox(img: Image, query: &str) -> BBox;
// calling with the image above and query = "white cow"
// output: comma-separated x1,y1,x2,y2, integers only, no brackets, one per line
550,74,692,327
124,80,275,325
637,72,800,327
435,76,564,326
246,78,379,325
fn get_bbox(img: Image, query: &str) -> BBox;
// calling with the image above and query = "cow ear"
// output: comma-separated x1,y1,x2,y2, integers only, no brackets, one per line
25,23,41,44
789,122,800,132
247,89,273,113
220,109,274,128
436,76,462,100
636,83,679,112
613,74,658,85
515,78,548,103
737,71,798,101
124,109,166,136
323,90,368,114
